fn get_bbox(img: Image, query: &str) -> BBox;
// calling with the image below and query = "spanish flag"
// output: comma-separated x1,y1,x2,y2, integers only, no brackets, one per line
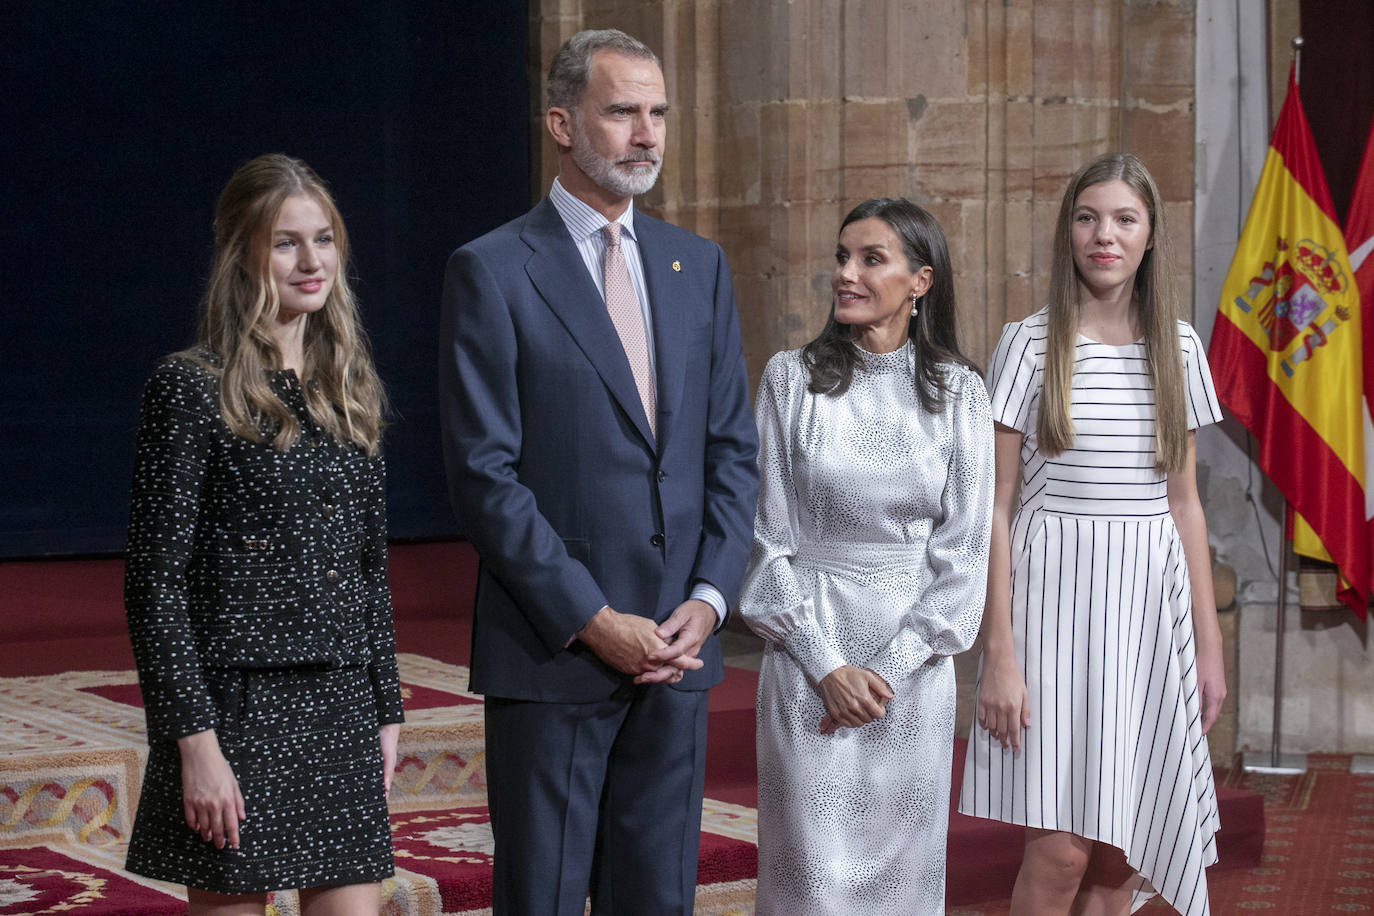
1209,65,1368,616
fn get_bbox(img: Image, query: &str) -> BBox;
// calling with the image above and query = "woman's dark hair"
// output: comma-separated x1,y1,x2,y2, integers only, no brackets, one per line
801,197,978,411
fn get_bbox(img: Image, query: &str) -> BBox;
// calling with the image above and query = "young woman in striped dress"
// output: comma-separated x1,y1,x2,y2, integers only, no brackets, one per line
959,153,1226,916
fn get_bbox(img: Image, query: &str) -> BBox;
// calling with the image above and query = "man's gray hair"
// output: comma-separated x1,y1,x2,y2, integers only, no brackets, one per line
545,29,661,112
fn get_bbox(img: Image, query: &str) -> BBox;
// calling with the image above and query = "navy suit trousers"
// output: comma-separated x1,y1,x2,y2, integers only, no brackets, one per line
484,685,711,916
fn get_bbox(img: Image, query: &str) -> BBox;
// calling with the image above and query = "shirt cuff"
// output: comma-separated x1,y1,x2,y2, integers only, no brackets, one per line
690,581,728,630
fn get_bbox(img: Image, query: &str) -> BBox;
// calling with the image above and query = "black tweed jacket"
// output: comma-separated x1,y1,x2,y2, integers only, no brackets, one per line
124,354,405,742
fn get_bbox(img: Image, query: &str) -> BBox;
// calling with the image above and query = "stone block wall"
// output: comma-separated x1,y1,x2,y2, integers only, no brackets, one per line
531,0,1197,378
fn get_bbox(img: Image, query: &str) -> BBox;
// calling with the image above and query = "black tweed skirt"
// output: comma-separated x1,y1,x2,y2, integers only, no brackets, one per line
125,664,394,894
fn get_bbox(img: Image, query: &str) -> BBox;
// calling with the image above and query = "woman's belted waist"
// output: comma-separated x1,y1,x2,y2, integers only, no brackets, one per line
795,541,926,580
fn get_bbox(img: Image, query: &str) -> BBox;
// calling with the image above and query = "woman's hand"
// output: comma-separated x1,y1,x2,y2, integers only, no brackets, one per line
1166,432,1227,736
976,651,1031,751
177,729,245,849
379,723,401,796
817,666,894,734
1195,630,1227,735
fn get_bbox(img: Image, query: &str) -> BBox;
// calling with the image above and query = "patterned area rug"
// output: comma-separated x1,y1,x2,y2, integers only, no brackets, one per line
0,655,757,915
2,654,1292,915
947,754,1374,915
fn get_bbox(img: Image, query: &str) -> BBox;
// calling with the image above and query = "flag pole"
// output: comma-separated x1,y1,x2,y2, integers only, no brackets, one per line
1243,35,1310,776
1272,505,1290,769
1243,505,1305,773
1267,506,1306,772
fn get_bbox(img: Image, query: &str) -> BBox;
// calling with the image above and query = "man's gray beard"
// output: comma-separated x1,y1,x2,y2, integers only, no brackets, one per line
572,135,662,198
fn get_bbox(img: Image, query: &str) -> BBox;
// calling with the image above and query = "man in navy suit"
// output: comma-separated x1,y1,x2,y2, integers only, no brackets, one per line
439,28,759,916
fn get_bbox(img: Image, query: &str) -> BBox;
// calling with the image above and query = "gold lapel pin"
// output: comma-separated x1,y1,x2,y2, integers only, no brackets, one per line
672,260,681,272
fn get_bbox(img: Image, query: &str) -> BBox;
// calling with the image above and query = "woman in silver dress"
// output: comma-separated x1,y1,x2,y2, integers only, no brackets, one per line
740,198,995,914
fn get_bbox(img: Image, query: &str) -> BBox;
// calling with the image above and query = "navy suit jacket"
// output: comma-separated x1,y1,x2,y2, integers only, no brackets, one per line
439,197,759,702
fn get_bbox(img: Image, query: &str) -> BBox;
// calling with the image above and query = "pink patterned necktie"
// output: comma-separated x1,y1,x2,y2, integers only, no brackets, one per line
600,222,656,439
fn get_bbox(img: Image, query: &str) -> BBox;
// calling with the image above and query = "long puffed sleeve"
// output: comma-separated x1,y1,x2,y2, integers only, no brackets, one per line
865,366,995,688
739,352,849,685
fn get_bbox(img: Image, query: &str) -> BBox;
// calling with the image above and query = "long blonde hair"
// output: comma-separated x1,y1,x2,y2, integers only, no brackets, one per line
1039,153,1186,473
184,154,385,454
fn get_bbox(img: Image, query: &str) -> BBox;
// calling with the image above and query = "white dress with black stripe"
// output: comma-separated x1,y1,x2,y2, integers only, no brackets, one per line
958,308,1223,916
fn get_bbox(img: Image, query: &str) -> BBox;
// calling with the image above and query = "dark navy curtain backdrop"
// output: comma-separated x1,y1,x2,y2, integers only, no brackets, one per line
0,3,530,556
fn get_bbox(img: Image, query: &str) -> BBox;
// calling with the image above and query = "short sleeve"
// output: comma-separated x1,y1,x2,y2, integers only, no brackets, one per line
986,312,1045,433
1180,321,1224,430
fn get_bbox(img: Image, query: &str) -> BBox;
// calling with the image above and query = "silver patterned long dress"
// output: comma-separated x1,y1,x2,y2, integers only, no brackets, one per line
740,342,994,915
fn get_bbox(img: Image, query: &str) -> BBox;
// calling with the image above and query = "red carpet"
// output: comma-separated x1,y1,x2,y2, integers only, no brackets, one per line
1,655,759,914
0,540,480,677
1,541,1268,913
702,682,1265,907
947,755,1374,914
385,805,757,913
0,845,181,913
0,555,134,676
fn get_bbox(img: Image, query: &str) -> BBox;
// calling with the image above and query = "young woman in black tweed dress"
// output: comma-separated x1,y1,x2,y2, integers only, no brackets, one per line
123,154,404,913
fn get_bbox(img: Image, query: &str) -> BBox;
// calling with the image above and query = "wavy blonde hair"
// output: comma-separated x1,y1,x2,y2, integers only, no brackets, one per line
183,154,385,454
1039,153,1186,473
